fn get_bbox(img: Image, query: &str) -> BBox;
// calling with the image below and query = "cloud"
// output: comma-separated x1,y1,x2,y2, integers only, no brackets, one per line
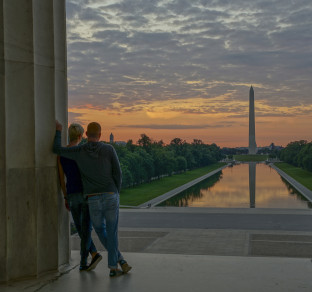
68,111,89,124
66,0,312,113
68,111,84,119
117,123,234,129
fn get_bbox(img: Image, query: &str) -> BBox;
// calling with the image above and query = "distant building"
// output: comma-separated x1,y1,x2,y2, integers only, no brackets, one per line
109,132,126,145
115,141,127,146
269,143,275,150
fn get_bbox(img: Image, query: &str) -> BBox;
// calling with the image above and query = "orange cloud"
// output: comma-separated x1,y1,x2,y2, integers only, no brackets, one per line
68,96,312,147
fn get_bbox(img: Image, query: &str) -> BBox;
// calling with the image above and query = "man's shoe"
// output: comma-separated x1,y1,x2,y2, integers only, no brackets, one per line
109,269,123,277
79,265,88,271
119,260,132,273
87,253,102,271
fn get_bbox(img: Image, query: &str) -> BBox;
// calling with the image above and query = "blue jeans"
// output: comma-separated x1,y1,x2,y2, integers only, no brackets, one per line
67,193,97,266
87,193,123,269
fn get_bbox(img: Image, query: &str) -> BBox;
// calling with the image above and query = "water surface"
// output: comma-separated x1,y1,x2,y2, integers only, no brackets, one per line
159,163,311,208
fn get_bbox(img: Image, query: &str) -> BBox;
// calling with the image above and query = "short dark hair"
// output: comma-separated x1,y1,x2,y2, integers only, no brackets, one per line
86,122,101,138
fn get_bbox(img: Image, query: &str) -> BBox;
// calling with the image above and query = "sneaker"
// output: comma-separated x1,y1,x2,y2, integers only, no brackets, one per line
79,265,88,271
109,269,123,277
87,253,102,271
119,260,132,273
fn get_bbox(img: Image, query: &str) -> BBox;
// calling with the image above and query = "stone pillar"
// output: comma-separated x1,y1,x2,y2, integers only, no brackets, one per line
0,0,6,281
53,0,70,268
0,0,69,282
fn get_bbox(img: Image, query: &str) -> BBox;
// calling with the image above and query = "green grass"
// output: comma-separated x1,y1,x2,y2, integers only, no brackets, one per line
274,162,312,191
120,162,227,206
234,154,268,162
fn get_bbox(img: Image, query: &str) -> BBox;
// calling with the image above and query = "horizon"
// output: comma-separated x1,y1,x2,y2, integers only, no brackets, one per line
80,128,304,148
66,0,312,148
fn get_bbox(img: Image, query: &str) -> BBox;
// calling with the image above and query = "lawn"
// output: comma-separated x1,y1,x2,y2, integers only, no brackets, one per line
274,162,312,191
234,154,268,162
120,162,227,206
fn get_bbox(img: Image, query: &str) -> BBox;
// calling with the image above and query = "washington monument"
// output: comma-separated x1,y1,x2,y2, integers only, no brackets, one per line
248,86,257,154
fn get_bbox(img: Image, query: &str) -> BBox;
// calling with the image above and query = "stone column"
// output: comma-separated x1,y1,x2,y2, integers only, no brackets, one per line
0,0,6,281
0,0,69,282
53,0,70,268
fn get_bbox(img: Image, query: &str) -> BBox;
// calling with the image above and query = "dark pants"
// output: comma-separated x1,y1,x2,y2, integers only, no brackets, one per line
67,193,97,266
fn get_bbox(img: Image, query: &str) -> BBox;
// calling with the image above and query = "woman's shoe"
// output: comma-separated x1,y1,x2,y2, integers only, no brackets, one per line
109,269,123,277
87,253,102,271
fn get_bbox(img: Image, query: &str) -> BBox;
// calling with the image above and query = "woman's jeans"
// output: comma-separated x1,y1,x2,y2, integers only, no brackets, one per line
67,193,97,266
87,193,123,269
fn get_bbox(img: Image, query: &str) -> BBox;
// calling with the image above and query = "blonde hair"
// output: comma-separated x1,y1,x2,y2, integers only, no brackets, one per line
68,123,84,142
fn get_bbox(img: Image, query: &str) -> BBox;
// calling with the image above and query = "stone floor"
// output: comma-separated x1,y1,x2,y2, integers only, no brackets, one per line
2,251,312,292
72,228,312,258
2,207,312,291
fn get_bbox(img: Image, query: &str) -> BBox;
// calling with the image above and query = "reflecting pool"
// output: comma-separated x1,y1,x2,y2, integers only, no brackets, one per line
159,163,312,208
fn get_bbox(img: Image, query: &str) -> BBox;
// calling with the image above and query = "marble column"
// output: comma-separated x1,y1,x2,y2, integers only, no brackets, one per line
0,0,6,281
0,0,69,282
248,86,257,154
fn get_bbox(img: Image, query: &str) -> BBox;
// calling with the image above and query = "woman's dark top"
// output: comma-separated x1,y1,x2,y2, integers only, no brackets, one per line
60,156,83,194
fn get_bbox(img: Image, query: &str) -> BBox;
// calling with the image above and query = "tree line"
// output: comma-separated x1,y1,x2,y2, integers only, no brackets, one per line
111,134,224,188
279,140,312,172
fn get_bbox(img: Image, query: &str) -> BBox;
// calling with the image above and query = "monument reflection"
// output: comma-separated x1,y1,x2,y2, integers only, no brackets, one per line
249,162,256,208
159,163,311,209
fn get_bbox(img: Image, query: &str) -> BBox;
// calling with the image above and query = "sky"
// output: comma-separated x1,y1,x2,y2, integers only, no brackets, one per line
66,0,312,147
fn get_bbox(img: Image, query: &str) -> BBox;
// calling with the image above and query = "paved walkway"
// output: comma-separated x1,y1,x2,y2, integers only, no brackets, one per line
2,207,312,292
2,251,312,292
2,165,312,291
271,164,312,202
119,207,312,231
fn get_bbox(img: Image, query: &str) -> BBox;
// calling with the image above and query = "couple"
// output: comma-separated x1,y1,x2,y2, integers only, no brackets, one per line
53,121,131,277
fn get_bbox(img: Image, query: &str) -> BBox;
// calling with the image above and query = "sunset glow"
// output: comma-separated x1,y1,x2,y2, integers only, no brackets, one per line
66,0,312,147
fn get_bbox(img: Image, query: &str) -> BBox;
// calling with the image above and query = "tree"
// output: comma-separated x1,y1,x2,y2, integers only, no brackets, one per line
302,154,312,172
175,156,187,173
152,148,167,179
268,153,276,159
120,162,133,188
126,139,136,152
136,148,154,182
183,146,196,169
280,140,307,165
170,138,186,156
153,139,165,148
137,134,152,153
122,152,142,185
113,143,128,159
116,134,224,190
202,151,215,165
192,139,203,145
170,138,184,146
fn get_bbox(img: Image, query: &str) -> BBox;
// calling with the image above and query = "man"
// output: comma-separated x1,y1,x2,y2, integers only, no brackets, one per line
57,123,102,271
53,121,131,277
